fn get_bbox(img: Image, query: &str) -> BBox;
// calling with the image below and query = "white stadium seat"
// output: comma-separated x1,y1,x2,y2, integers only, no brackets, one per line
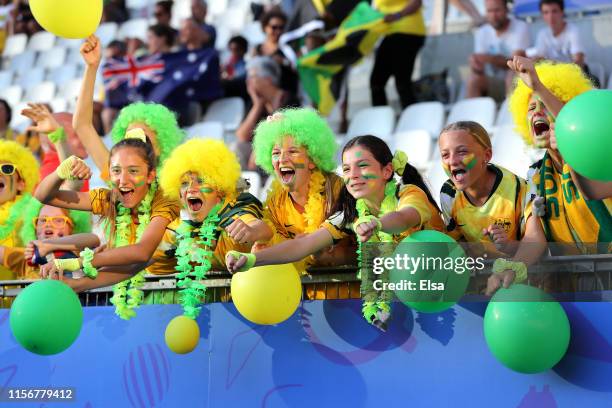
59,79,82,101
395,101,445,137
203,97,245,131
3,34,28,58
0,85,23,106
241,171,262,199
49,98,68,113
393,130,433,170
96,22,119,47
426,159,447,206
10,102,30,132
118,18,149,41
27,31,56,52
9,50,36,73
241,22,265,45
347,106,395,142
47,64,79,87
186,121,224,140
494,98,513,127
446,97,496,130
37,46,68,70
24,81,56,104
0,70,13,89
16,67,45,92
492,126,532,179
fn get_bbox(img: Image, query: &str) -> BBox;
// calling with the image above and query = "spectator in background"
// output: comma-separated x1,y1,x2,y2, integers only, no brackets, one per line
0,0,15,52
12,0,41,37
100,40,128,135
154,0,178,44
0,99,15,141
102,0,128,24
147,23,176,55
179,17,206,50
370,0,427,108
467,0,529,100
191,0,216,48
222,35,249,101
533,0,584,67
254,8,299,100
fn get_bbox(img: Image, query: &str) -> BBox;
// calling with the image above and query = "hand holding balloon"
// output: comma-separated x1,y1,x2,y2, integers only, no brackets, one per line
80,35,102,68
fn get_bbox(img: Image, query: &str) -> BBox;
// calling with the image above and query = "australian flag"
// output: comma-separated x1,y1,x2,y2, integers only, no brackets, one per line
102,48,223,109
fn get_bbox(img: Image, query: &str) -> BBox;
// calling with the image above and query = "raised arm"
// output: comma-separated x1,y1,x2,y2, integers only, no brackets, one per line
73,35,110,172
34,157,93,210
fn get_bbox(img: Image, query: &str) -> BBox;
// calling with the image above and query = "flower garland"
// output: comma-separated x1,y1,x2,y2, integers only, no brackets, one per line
0,194,33,242
175,203,221,319
109,182,157,320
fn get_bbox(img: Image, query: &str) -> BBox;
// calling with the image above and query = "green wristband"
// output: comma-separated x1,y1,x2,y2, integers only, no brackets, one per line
226,250,256,272
48,127,66,144
53,258,81,272
79,247,98,279
492,258,527,283
352,215,382,234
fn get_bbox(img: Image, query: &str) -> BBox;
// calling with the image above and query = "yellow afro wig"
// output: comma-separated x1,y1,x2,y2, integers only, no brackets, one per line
159,139,241,200
509,61,594,145
0,140,40,194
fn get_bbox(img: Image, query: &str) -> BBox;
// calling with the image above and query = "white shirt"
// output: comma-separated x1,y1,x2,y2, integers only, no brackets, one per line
0,4,13,31
535,22,584,63
474,17,530,78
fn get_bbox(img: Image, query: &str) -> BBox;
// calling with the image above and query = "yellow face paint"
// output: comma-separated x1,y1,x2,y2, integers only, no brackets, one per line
462,153,477,170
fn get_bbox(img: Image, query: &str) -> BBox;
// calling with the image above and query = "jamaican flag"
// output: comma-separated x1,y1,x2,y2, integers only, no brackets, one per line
297,2,386,115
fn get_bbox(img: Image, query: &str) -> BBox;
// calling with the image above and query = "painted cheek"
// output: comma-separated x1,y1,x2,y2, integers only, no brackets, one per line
342,176,350,185
462,153,477,170
442,162,451,177
200,187,213,193
133,175,145,187
362,173,379,180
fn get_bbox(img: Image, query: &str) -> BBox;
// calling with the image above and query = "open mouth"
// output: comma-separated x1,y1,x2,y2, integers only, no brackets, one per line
0,180,4,193
279,167,295,184
533,119,550,136
187,197,203,212
451,168,467,183
118,187,135,201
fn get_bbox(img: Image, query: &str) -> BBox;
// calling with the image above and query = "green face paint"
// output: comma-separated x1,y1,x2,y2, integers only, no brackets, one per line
200,187,213,193
462,153,477,170
109,181,118,188
355,151,363,158
362,174,379,180
343,177,350,185
442,162,451,177
134,181,146,187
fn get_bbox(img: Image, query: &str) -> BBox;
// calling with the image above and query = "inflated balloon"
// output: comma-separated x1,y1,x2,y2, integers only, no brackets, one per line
555,89,612,181
389,230,468,313
484,284,570,373
30,0,103,39
165,316,200,354
231,264,302,325
10,280,83,355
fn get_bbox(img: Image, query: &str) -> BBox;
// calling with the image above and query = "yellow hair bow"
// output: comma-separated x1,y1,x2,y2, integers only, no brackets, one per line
392,150,408,176
125,128,147,143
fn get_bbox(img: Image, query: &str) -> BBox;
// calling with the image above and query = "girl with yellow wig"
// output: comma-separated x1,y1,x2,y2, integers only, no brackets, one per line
485,56,611,296
0,140,39,279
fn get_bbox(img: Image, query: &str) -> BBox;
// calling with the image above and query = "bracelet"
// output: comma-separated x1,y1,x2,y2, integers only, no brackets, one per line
492,258,527,283
226,250,256,272
53,258,81,272
79,248,98,278
48,127,66,144
352,215,382,234
56,155,79,180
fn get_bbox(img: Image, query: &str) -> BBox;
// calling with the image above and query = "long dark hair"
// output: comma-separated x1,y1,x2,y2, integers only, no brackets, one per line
336,135,441,228
104,138,158,245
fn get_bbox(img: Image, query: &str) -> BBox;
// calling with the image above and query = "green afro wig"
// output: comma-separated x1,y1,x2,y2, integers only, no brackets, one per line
111,102,185,165
19,199,92,244
509,61,594,145
253,108,338,175
0,139,40,194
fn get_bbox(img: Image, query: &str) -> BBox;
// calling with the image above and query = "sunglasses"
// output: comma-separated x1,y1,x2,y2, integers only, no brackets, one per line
268,24,285,31
33,216,74,229
0,163,16,176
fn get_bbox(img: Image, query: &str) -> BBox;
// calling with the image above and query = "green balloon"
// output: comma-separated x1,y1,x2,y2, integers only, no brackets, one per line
10,280,83,355
555,89,612,181
389,230,468,313
484,284,570,373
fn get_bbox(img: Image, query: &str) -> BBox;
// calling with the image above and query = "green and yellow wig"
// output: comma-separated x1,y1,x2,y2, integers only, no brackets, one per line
509,61,594,145
0,140,40,194
19,199,92,243
253,107,337,175
159,139,241,200
111,102,185,165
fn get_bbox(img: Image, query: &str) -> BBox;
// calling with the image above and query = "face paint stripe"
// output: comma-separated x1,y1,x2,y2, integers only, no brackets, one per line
462,153,477,170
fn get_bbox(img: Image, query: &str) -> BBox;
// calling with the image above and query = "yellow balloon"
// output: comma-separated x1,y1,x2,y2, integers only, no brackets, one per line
30,0,103,39
231,264,302,325
164,316,200,354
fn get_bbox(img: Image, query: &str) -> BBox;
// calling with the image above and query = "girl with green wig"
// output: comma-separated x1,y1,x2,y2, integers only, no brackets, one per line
251,108,358,286
72,35,184,177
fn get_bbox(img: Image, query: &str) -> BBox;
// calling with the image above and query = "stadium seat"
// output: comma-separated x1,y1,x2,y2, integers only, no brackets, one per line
0,70,13,89
37,46,68,70
186,121,224,140
588,61,606,88
215,8,248,33
59,79,82,101
49,98,68,113
241,171,262,199
208,0,228,17
16,67,45,92
446,97,496,130
494,98,513,128
347,106,395,142
215,26,232,50
426,159,447,206
24,81,56,104
118,18,149,41
27,31,56,52
8,50,36,73
0,85,23,106
393,130,432,170
241,22,266,46
491,126,531,179
203,97,245,131
171,0,192,28
47,64,79,87
2,34,27,58
56,38,82,49
9,102,30,132
395,101,445,137
261,174,275,202
96,22,119,48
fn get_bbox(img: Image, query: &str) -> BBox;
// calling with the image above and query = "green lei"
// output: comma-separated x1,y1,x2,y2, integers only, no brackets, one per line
109,182,157,320
0,194,33,241
175,203,221,319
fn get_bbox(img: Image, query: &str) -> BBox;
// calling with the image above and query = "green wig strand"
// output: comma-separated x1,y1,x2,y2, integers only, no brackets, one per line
253,107,338,175
111,102,185,165
19,199,92,244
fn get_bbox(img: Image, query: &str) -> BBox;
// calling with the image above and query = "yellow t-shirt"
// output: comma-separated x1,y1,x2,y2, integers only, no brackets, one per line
439,164,528,253
321,183,444,242
2,246,39,280
0,197,27,279
374,0,426,36
88,187,180,245
148,192,264,274
526,153,612,255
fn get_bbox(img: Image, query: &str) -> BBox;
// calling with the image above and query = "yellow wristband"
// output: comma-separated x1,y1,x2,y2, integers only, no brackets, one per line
53,258,81,272
492,258,527,283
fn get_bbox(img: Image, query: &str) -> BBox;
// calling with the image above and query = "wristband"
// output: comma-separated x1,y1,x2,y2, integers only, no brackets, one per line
56,155,81,180
492,258,527,283
53,258,81,272
79,247,98,278
352,215,382,234
48,127,66,144
226,250,256,272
